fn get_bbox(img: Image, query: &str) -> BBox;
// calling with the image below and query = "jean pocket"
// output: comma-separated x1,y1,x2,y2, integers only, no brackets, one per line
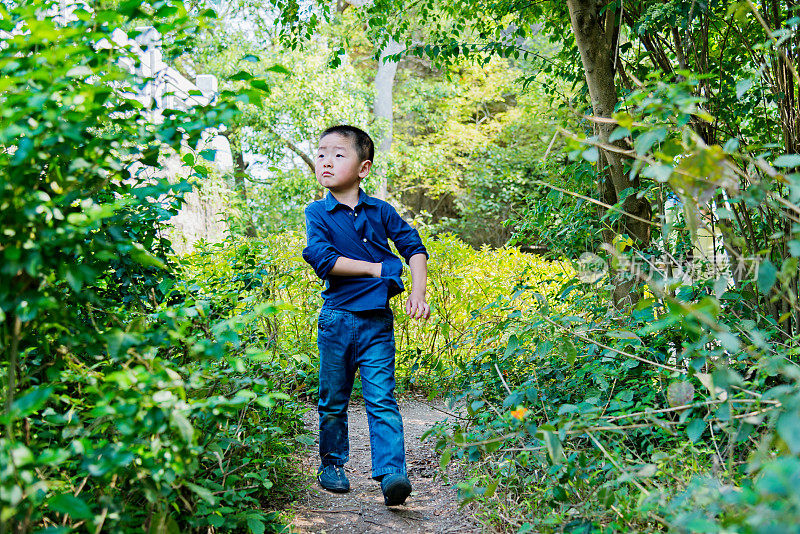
318,309,337,330
377,311,394,330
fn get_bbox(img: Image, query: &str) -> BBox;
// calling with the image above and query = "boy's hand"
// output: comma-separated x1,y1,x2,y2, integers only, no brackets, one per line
405,291,430,320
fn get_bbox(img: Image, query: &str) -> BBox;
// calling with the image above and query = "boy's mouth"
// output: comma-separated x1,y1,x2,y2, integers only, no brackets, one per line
321,172,333,177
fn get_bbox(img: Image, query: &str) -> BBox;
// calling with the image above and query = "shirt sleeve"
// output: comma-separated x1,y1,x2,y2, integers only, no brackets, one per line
302,205,341,280
383,204,428,263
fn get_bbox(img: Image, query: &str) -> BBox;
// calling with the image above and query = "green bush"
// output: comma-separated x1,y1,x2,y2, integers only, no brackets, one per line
0,2,303,531
182,231,574,396
422,76,800,533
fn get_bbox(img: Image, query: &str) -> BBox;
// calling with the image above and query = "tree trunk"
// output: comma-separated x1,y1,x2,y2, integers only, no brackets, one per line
373,39,404,200
221,130,257,238
231,147,257,238
567,0,652,307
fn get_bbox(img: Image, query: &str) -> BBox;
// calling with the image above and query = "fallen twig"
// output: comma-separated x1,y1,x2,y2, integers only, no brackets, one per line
305,508,361,514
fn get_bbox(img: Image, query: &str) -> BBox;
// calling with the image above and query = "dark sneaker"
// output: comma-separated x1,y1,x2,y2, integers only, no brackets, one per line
317,464,350,493
380,474,412,506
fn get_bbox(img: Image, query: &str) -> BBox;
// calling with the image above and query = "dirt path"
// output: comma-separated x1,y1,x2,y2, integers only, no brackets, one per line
288,396,484,533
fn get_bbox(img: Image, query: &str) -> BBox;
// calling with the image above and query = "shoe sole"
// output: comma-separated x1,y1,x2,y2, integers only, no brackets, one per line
383,479,412,506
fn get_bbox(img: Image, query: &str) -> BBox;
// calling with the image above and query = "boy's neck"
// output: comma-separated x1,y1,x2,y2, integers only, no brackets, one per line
329,185,361,209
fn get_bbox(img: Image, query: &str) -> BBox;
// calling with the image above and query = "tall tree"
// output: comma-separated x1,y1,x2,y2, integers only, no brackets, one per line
566,0,651,306
373,38,404,199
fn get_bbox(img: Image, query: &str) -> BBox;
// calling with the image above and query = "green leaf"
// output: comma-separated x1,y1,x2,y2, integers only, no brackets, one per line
265,64,291,75
66,66,92,77
295,434,315,446
777,411,800,454
723,138,740,153
757,259,777,293
608,126,630,143
149,511,180,534
439,448,453,470
246,517,265,534
38,447,71,466
597,487,616,507
130,243,166,269
552,485,568,501
581,147,598,163
613,111,633,128
9,443,34,466
686,419,706,443
154,4,178,17
4,386,53,421
171,411,194,443
503,335,519,359
483,478,500,498
65,268,83,291
230,70,254,81
634,128,667,155
716,331,741,352
774,154,800,168
106,330,140,359
541,430,563,463
735,78,753,100
561,339,577,365
250,78,269,93
49,494,93,520
643,163,673,182
185,482,216,505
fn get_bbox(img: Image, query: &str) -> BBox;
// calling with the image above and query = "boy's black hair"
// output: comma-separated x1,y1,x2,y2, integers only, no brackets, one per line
320,125,374,163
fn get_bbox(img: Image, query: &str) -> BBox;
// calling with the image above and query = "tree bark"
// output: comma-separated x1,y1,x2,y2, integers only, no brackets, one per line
221,130,257,238
567,0,652,306
373,39,404,200
281,135,315,174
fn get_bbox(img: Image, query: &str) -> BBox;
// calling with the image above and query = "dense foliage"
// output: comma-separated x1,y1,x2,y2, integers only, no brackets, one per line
0,2,305,532
5,0,800,532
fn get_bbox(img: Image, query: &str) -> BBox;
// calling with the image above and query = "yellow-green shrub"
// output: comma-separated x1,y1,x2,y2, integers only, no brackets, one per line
391,233,573,390
183,231,573,394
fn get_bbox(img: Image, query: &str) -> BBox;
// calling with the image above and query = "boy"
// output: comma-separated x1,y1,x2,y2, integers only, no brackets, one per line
302,125,430,506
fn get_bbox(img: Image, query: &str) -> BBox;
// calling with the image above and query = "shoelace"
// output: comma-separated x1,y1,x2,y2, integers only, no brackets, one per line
320,465,345,478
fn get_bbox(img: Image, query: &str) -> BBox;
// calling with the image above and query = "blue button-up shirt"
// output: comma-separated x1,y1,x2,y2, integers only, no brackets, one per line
302,189,428,311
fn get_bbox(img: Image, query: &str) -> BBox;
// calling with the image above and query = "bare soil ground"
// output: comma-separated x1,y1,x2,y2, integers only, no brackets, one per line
287,396,485,533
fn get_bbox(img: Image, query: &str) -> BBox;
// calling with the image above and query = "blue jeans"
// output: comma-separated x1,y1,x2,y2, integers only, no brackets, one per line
317,307,406,480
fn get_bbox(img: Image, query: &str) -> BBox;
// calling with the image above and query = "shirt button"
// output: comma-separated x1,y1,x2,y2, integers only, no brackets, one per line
362,238,367,242
355,213,358,217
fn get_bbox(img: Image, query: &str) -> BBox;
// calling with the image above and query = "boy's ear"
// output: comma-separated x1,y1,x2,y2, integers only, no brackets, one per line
358,160,372,179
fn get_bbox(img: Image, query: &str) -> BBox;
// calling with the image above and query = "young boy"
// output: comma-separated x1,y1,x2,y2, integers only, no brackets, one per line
302,125,430,506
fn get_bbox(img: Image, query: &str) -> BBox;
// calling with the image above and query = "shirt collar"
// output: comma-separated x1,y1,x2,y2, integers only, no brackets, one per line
324,189,377,212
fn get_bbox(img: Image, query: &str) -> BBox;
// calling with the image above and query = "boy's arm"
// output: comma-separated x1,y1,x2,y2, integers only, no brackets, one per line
302,209,340,279
329,257,381,278
381,204,430,320
302,207,384,279
405,253,430,320
383,204,428,261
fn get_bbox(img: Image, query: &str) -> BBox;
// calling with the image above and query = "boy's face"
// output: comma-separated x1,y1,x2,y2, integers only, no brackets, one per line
315,133,371,193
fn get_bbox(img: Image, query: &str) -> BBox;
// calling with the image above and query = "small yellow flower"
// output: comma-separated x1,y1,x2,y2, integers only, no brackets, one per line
510,407,529,421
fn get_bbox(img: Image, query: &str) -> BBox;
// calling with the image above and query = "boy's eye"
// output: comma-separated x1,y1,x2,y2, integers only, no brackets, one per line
336,154,344,157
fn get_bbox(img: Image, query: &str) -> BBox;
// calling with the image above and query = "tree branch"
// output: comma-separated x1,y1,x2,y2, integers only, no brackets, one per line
281,136,315,174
